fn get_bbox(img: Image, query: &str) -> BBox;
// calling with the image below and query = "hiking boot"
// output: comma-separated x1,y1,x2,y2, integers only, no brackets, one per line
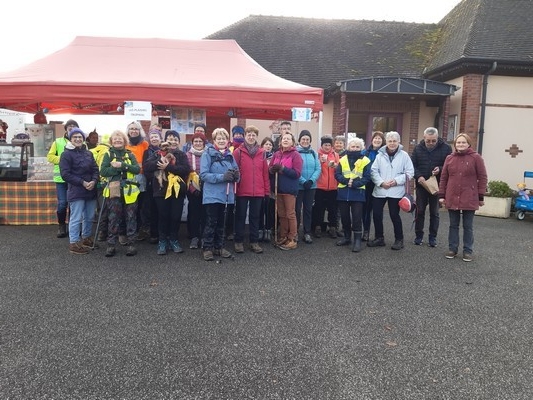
136,228,150,241
391,239,404,250
214,248,232,258
57,224,67,238
362,231,369,242
328,226,338,239
314,226,322,238
119,235,128,246
81,237,98,249
234,242,245,253
69,242,89,255
445,250,457,259
413,237,423,246
462,252,473,262
97,231,107,242
250,243,263,253
203,249,214,261
157,240,168,255
303,234,313,244
279,239,297,250
169,240,184,253
126,244,137,256
189,237,199,249
367,237,385,247
105,245,116,257
428,237,437,247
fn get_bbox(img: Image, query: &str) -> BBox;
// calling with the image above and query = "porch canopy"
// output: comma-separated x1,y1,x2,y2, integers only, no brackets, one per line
0,36,323,118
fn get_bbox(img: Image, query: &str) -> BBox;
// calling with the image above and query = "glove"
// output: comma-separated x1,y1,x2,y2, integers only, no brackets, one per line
233,169,240,182
223,170,234,182
303,180,313,190
270,164,283,173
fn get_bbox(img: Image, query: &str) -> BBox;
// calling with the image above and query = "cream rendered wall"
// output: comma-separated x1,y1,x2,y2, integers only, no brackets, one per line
480,75,533,185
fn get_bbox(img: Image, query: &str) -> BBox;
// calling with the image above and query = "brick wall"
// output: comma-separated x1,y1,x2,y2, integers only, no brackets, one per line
460,74,482,148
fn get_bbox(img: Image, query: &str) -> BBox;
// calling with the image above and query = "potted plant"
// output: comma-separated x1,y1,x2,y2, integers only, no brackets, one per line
475,180,513,218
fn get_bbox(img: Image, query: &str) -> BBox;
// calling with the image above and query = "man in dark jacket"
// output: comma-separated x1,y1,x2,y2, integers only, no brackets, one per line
411,127,452,247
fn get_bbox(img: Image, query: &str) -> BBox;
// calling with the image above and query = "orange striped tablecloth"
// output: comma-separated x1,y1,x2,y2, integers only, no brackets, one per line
0,181,56,225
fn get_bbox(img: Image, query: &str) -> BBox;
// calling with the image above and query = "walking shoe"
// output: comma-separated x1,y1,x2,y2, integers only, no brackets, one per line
136,228,150,241
81,237,98,249
276,237,288,246
234,242,245,253
279,239,297,250
157,240,167,255
328,226,338,239
413,237,423,245
462,252,473,262
97,231,107,242
428,237,437,247
169,240,184,253
69,242,89,255
119,235,128,246
445,250,457,259
189,237,199,249
250,243,264,253
105,245,116,257
226,234,234,241
57,224,67,238
126,244,137,256
203,249,214,261
362,231,369,242
314,226,322,238
214,248,232,258
367,237,386,247
391,240,404,250
303,234,313,244
336,237,351,246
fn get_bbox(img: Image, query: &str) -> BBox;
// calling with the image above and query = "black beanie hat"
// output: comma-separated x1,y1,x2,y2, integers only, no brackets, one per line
64,119,79,131
298,130,312,142
164,130,180,142
321,135,333,145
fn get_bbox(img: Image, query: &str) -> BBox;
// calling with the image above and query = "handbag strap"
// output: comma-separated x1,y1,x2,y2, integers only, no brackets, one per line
404,173,411,194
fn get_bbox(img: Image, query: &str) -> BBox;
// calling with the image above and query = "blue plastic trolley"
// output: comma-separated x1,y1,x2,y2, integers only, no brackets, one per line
515,171,533,220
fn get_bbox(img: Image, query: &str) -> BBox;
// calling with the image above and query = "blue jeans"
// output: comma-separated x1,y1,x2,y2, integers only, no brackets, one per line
55,183,68,224
68,199,97,244
448,210,474,255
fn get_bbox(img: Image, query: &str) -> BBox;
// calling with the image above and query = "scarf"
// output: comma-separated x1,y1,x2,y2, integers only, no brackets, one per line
245,142,259,158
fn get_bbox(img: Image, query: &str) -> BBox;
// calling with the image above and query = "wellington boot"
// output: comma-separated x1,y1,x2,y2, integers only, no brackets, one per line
352,232,362,252
57,224,67,238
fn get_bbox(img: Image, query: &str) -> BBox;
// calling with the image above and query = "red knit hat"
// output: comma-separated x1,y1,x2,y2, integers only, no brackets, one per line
192,131,207,144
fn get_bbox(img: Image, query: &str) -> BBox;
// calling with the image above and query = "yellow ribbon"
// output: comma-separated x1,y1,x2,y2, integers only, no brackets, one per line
187,171,201,191
165,173,184,199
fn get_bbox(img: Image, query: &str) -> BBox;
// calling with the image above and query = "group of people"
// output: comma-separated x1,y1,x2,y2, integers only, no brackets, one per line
51,118,487,262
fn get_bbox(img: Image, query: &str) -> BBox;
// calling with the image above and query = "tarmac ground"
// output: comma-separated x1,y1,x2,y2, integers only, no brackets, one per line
1,211,532,399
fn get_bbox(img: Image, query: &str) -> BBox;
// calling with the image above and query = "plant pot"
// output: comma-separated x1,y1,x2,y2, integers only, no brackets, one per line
475,196,512,218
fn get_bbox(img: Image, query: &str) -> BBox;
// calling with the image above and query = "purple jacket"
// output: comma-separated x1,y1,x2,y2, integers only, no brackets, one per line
439,148,488,210
59,143,99,202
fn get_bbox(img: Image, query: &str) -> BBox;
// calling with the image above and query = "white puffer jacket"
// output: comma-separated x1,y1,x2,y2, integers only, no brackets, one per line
371,145,414,199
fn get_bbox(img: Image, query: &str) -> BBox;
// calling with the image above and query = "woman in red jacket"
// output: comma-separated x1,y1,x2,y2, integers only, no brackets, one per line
233,125,270,254
438,133,488,262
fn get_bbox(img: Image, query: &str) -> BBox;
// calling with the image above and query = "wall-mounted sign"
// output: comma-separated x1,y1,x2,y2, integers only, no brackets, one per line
292,108,312,122
124,101,152,120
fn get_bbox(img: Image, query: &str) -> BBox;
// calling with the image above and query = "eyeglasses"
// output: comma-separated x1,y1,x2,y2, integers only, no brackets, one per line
129,127,140,131
195,129,205,133
425,139,437,143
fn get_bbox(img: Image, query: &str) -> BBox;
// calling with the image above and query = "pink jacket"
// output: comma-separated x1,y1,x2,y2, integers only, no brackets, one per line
439,148,488,210
316,148,339,191
233,144,270,197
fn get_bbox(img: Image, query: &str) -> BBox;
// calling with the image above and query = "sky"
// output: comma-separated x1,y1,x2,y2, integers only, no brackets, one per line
1,0,461,135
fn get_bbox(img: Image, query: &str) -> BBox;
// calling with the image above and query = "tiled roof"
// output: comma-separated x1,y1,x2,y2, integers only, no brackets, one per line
425,0,533,77
206,1,533,88
206,16,437,89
